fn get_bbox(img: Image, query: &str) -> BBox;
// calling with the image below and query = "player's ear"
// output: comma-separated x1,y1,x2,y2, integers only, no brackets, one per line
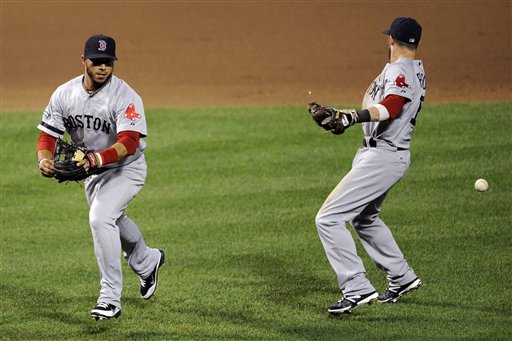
81,55,86,65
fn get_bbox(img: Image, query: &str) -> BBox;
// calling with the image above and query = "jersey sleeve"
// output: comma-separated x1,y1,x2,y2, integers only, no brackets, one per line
383,63,415,102
114,85,147,137
37,89,66,138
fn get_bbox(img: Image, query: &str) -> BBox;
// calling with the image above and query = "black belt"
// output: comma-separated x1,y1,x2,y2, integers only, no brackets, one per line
363,138,407,151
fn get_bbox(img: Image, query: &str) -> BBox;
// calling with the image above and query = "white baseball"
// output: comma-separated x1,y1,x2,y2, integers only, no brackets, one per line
308,91,312,95
474,178,488,192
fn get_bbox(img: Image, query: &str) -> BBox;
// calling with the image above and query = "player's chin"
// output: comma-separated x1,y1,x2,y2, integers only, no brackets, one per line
94,75,108,83
94,73,112,83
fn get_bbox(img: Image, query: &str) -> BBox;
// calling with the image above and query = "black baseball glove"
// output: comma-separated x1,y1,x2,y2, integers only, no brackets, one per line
307,102,334,129
53,139,97,183
307,102,357,135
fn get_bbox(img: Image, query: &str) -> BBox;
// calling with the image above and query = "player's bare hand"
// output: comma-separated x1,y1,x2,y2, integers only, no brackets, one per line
38,159,55,178
76,152,99,173
76,158,91,172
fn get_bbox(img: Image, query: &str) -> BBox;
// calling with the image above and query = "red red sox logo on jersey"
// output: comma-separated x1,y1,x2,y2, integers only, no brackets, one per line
394,74,411,89
124,103,141,124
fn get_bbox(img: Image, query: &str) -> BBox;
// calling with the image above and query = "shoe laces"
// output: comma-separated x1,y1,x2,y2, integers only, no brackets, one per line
386,284,400,294
140,274,154,288
96,302,110,309
341,295,359,304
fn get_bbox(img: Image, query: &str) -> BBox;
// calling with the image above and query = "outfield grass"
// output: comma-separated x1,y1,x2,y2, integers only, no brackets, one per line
1,103,511,340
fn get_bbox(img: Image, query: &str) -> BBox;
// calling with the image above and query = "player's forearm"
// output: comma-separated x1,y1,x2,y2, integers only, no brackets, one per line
112,142,128,160
37,150,53,163
94,142,127,167
36,131,57,159
359,105,390,122
350,107,383,123
367,106,383,121
36,149,55,178
94,131,139,166
36,131,57,174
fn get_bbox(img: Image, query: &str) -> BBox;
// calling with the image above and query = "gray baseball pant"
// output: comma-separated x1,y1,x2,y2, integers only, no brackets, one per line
315,147,417,296
84,154,161,308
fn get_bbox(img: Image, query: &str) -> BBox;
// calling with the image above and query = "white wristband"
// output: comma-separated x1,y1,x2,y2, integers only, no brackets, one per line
373,104,390,121
38,158,49,167
95,152,103,167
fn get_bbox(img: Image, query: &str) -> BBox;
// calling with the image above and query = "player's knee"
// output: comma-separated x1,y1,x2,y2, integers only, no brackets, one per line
315,210,334,231
89,211,115,230
316,206,355,232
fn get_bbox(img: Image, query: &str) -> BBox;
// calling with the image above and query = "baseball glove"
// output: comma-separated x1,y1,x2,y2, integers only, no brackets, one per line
308,102,356,135
53,139,96,183
308,102,334,129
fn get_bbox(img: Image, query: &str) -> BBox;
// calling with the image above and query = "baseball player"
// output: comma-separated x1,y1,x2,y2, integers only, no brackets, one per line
308,17,426,314
36,34,165,320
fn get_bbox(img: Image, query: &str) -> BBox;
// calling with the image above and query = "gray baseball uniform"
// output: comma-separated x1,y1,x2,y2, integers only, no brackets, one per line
315,58,426,296
38,74,161,309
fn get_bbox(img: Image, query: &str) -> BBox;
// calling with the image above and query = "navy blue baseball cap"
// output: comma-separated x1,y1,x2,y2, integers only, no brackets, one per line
84,34,118,60
382,17,422,46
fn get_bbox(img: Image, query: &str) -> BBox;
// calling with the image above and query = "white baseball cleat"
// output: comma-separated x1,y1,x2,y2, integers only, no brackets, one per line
140,249,165,299
378,277,422,303
90,302,121,320
328,291,378,314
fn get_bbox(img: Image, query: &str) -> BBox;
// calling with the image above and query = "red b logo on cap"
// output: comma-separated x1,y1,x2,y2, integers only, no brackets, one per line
98,40,107,51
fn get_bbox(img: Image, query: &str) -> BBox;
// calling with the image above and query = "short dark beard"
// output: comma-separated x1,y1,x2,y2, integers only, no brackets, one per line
85,67,112,91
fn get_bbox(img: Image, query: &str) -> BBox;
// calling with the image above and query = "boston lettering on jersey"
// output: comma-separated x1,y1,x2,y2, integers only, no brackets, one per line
63,114,111,134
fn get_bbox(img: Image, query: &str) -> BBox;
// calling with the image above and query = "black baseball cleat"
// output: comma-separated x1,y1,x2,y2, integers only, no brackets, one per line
90,302,121,320
378,277,422,303
328,291,378,315
140,249,165,299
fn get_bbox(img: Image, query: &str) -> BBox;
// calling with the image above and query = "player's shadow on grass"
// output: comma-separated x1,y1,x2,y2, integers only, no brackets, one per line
231,253,328,307
0,283,115,337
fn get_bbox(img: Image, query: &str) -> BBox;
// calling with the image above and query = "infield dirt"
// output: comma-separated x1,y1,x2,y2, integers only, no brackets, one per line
1,2,510,111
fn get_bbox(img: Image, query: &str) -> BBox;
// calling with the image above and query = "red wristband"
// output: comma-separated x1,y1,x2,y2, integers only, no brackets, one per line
86,152,99,169
97,147,119,166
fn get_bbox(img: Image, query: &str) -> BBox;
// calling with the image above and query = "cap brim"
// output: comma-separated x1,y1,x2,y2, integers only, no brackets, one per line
85,54,118,60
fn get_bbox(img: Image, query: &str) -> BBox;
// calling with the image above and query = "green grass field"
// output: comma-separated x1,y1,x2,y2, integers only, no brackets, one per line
1,103,511,340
